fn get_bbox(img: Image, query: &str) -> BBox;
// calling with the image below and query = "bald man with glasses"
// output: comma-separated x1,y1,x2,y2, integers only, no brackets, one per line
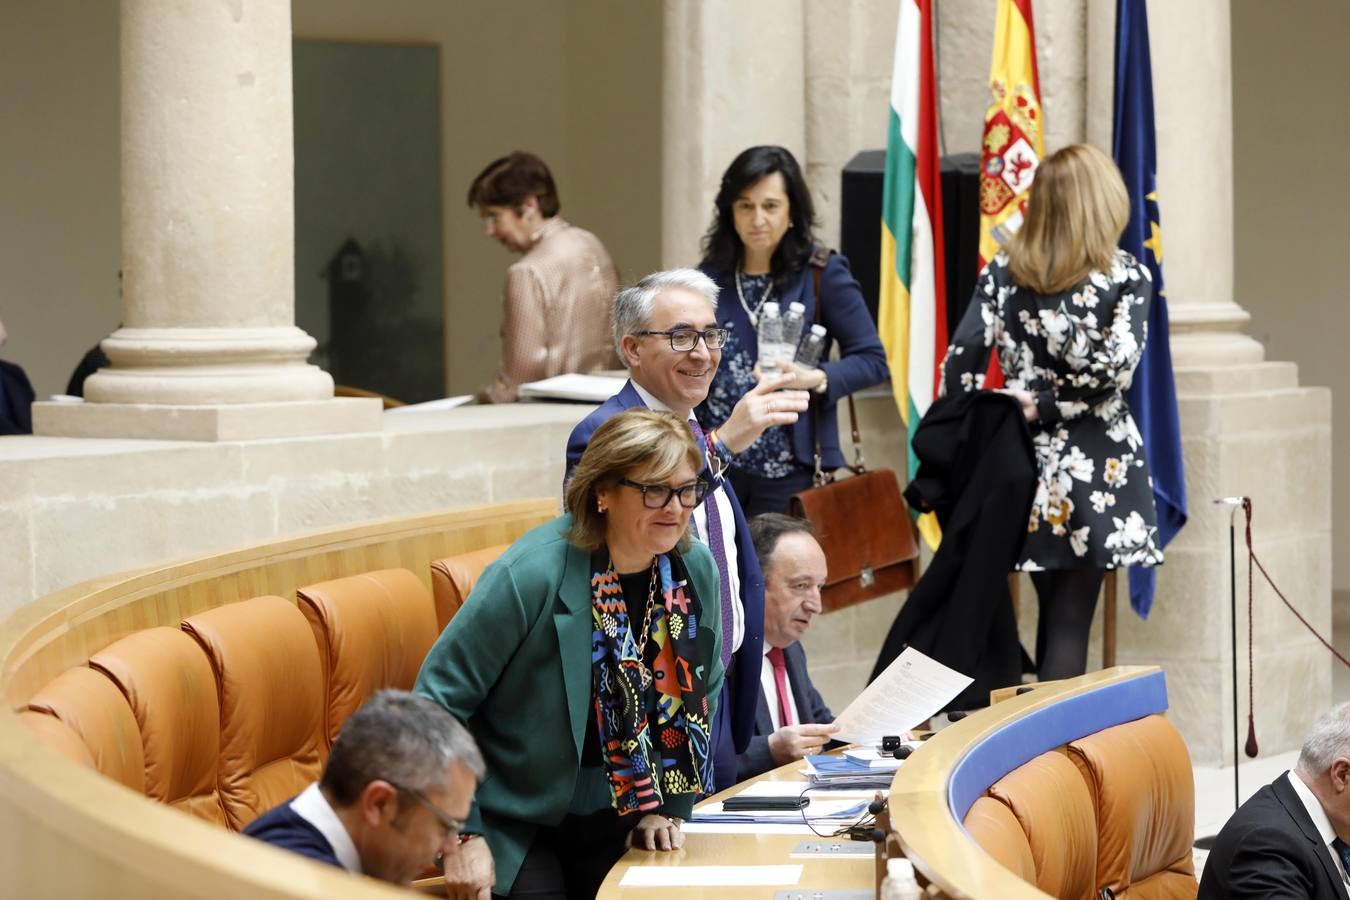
565,268,810,792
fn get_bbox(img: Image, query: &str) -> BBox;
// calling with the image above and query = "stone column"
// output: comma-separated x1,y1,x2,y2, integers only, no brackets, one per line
1084,0,1331,765
660,0,807,268
34,0,379,441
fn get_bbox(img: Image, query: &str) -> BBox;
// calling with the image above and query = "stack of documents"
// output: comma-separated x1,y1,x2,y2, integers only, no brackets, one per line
690,796,868,825
803,755,896,791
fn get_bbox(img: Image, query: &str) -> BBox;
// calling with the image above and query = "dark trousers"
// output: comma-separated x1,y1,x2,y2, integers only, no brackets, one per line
727,465,815,518
504,809,633,899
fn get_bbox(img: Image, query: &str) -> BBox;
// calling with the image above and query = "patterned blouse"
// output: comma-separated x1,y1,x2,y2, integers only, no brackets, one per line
701,273,799,478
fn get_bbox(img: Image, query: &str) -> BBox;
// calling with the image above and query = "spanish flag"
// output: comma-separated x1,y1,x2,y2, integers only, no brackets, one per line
879,0,945,549
978,0,1044,270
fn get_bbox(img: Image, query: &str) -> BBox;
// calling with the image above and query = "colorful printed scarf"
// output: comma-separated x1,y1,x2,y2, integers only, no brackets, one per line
590,549,713,814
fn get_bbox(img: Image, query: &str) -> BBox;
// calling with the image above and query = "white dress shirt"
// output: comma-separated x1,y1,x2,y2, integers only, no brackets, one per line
1287,770,1350,888
631,382,744,652
290,782,362,874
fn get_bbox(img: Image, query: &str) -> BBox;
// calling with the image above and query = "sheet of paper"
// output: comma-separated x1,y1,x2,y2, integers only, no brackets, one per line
618,865,802,887
729,781,877,800
692,799,866,821
843,746,904,769
515,373,628,402
829,647,973,744
384,395,474,414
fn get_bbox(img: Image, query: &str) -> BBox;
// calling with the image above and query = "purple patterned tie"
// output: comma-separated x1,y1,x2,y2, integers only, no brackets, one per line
687,418,735,669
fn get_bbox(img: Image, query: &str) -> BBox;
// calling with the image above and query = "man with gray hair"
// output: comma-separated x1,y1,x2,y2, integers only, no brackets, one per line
244,689,484,887
1199,702,1350,898
565,268,810,792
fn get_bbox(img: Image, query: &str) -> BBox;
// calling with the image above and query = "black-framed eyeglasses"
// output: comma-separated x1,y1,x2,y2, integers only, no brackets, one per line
388,780,466,840
634,327,730,351
619,477,709,509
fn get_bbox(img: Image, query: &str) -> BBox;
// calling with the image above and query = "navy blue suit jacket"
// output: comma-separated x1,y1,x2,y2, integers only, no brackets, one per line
566,380,764,792
697,253,888,471
243,799,345,871
736,641,834,782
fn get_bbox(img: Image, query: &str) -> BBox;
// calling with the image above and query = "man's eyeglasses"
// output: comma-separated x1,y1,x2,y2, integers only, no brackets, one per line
619,477,709,509
634,327,730,352
388,781,466,841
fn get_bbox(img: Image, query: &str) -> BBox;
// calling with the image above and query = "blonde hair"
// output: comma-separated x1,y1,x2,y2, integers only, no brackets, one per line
565,408,703,550
1006,143,1130,295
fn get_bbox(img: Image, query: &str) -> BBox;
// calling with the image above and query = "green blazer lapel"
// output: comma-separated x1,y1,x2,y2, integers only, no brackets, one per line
554,541,595,757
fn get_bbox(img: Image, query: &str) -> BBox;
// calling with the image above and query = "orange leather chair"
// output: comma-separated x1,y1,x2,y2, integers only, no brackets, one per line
430,544,508,629
182,595,325,831
962,795,1037,884
963,714,1196,900
1068,716,1196,898
297,568,438,748
17,708,97,768
986,749,1099,899
90,626,226,825
24,666,145,793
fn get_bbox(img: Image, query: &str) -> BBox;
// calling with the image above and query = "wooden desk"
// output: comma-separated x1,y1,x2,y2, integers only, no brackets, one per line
597,760,878,898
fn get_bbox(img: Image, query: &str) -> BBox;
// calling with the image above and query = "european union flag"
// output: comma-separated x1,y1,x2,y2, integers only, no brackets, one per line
1113,0,1186,619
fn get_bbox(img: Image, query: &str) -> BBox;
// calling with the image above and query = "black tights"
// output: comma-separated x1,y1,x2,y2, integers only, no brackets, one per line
1030,568,1105,681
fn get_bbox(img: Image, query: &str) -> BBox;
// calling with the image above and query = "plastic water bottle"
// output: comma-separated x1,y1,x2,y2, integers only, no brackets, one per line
880,857,922,900
795,323,828,369
757,301,789,375
782,302,807,357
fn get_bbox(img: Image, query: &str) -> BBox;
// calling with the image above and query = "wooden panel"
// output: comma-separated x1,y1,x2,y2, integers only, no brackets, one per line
888,666,1164,900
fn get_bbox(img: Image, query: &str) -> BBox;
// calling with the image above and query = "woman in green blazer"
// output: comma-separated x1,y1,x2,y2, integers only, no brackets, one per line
416,408,724,899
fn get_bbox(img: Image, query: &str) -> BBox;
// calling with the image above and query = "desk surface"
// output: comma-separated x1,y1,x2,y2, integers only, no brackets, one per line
596,762,878,898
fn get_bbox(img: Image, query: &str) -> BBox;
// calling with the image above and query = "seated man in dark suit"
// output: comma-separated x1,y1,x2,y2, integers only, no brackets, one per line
244,690,483,887
1199,702,1350,899
737,514,840,781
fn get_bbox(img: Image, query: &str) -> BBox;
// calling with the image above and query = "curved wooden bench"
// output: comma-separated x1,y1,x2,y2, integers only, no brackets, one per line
890,666,1195,899
0,499,555,899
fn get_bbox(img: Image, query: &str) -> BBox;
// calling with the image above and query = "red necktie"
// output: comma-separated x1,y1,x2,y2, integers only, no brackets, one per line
767,647,794,727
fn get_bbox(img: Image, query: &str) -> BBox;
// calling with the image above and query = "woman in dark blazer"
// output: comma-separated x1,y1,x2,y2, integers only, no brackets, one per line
415,408,724,900
697,145,889,516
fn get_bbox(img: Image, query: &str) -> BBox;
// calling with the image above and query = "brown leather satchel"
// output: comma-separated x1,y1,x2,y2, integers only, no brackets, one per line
788,402,920,612
787,256,920,613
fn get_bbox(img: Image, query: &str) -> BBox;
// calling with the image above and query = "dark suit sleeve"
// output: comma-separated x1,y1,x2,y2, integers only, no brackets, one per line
1201,820,1331,900
737,733,777,783
564,416,595,483
817,254,889,407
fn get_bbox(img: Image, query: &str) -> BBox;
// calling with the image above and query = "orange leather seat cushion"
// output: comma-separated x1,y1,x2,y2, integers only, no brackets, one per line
963,794,1037,884
987,748,1098,900
18,708,96,768
182,595,324,831
430,544,508,629
25,666,145,792
90,626,226,825
1068,714,1196,897
297,568,438,747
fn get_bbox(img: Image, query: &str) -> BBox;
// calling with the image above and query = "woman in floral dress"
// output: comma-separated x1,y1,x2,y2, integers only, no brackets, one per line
940,143,1163,680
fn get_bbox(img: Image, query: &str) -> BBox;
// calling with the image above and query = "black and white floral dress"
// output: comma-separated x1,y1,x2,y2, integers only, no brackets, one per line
939,249,1164,572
